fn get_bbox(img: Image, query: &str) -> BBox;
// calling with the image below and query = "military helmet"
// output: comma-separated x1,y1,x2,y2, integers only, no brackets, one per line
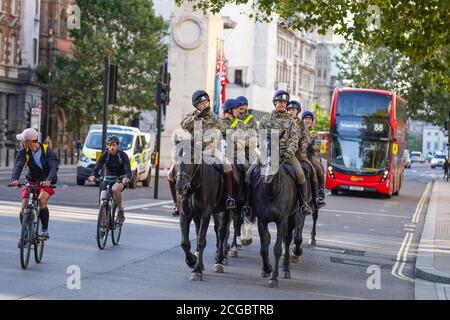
236,96,248,106
192,90,210,107
272,90,290,104
223,99,239,113
287,100,302,111
301,111,314,121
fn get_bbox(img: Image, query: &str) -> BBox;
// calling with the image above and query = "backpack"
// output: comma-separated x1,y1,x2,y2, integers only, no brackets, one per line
25,144,48,168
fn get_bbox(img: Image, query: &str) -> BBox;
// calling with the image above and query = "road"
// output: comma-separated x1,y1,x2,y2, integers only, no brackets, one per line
0,163,444,299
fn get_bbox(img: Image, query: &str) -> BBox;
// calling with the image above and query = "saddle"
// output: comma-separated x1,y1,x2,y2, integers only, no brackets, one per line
253,163,297,184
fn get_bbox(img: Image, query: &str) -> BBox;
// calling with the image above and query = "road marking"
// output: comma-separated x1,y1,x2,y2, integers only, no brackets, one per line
322,208,405,219
391,182,431,282
124,200,174,211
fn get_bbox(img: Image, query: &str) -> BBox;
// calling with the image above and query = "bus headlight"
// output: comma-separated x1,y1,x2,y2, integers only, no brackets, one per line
380,170,389,182
328,166,335,179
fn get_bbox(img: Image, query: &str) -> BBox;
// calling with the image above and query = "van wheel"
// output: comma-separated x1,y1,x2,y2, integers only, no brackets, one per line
77,178,85,186
129,172,137,189
142,168,151,187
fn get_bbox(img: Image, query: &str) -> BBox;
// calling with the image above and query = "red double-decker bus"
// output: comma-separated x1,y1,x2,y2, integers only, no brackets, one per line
325,88,407,197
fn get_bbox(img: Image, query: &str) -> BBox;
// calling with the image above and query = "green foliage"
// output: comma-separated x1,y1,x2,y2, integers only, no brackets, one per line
39,0,168,134
407,135,422,152
336,40,449,126
313,101,330,131
178,0,449,90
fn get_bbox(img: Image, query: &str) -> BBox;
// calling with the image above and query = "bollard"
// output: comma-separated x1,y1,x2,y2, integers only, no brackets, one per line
64,149,68,165
71,149,74,165
58,149,61,163
6,148,9,167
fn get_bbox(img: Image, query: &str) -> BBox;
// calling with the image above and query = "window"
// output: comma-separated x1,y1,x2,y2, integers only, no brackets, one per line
318,70,321,78
35,0,39,16
10,0,16,15
427,132,431,136
435,132,438,136
434,142,438,150
234,69,243,86
0,32,3,63
427,142,431,149
0,0,5,11
60,10,68,38
33,39,38,65
323,69,327,79
9,35,16,65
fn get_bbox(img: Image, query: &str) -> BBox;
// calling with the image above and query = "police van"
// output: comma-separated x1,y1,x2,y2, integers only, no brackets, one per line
76,124,152,188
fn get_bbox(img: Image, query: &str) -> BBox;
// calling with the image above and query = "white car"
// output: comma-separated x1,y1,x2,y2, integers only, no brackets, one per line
410,151,425,163
431,154,446,169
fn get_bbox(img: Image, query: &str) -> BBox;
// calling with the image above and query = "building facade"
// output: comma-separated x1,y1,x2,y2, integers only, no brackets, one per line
422,124,447,156
222,4,317,118
0,0,42,148
38,0,74,149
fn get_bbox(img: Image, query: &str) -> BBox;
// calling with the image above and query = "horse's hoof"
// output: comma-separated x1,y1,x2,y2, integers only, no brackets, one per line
309,238,317,246
268,280,278,288
236,244,243,250
294,247,303,257
213,264,224,273
241,238,253,246
261,271,271,278
186,256,197,269
229,247,238,258
283,272,291,279
189,272,203,281
290,255,299,264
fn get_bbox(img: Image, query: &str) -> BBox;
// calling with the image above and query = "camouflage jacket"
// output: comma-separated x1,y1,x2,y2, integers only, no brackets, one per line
307,128,321,157
294,118,310,159
221,113,244,130
180,107,224,149
259,110,298,160
238,112,258,130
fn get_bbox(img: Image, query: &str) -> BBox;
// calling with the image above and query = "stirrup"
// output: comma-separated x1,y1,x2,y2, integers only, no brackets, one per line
301,204,313,215
316,198,326,208
226,197,236,210
171,206,180,216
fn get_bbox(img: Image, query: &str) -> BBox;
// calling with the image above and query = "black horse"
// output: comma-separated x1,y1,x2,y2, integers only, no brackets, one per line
248,156,306,288
174,145,238,281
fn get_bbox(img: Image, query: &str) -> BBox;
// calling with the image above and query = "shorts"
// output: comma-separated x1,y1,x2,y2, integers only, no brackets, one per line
22,182,55,200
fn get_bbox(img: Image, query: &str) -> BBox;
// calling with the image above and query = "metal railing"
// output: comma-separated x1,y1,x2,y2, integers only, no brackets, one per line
0,148,80,167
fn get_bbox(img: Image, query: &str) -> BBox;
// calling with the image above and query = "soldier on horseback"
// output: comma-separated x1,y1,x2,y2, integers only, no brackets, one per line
167,90,237,216
302,111,326,206
236,96,257,131
287,101,325,209
243,90,313,221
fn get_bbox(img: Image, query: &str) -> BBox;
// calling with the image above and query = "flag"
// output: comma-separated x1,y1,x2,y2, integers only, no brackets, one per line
214,54,227,115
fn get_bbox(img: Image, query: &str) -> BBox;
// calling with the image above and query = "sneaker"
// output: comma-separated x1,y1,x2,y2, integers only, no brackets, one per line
171,207,180,217
40,229,49,240
117,210,125,224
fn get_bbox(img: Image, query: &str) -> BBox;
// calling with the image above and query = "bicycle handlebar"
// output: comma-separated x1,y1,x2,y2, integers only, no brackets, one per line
94,175,127,185
7,182,57,188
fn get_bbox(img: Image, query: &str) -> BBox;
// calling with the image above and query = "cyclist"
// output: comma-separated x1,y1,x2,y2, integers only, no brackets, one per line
88,135,131,224
11,128,59,240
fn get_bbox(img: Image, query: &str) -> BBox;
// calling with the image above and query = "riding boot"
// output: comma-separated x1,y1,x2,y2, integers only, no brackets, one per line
224,171,237,210
242,181,254,223
298,182,313,215
168,180,180,216
313,181,326,208
317,173,326,201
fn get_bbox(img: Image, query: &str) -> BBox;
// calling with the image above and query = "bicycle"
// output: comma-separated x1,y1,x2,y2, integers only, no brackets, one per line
8,181,56,269
95,176,125,249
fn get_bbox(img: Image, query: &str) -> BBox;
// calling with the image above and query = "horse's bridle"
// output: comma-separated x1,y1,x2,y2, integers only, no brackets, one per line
176,164,201,192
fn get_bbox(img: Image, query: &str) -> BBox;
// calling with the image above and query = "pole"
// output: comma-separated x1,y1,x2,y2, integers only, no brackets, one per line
102,56,110,154
44,72,51,142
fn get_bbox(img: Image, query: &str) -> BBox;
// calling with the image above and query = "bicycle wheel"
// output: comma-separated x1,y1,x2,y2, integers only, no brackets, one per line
96,202,110,250
20,213,32,269
34,217,44,263
111,201,122,245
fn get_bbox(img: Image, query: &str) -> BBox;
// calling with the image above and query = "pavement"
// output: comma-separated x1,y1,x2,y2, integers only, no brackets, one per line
415,179,450,299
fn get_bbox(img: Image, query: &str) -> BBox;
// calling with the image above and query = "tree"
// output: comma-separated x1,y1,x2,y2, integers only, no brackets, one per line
336,40,449,126
37,0,168,134
313,101,330,131
178,0,449,90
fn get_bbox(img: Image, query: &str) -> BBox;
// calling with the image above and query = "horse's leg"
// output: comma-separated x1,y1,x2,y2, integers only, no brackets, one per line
213,213,220,260
190,214,211,281
269,218,286,288
193,215,201,256
310,208,318,245
293,212,306,257
180,215,196,268
258,219,272,278
229,210,240,257
285,215,296,268
223,211,233,264
214,210,231,273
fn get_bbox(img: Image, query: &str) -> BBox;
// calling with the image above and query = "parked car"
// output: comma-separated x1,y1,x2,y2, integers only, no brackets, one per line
410,151,425,163
404,151,411,168
431,154,446,169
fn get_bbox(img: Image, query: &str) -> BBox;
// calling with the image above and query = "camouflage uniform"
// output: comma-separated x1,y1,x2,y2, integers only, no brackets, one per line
239,111,258,130
307,128,325,195
245,110,305,185
294,118,318,184
168,107,232,182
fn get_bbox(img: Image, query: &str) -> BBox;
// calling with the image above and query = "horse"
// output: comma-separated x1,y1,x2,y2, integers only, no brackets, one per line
248,154,306,288
174,144,237,281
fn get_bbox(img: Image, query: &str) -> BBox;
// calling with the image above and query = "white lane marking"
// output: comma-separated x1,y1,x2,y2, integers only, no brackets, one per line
391,182,431,282
322,208,405,219
124,200,173,211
